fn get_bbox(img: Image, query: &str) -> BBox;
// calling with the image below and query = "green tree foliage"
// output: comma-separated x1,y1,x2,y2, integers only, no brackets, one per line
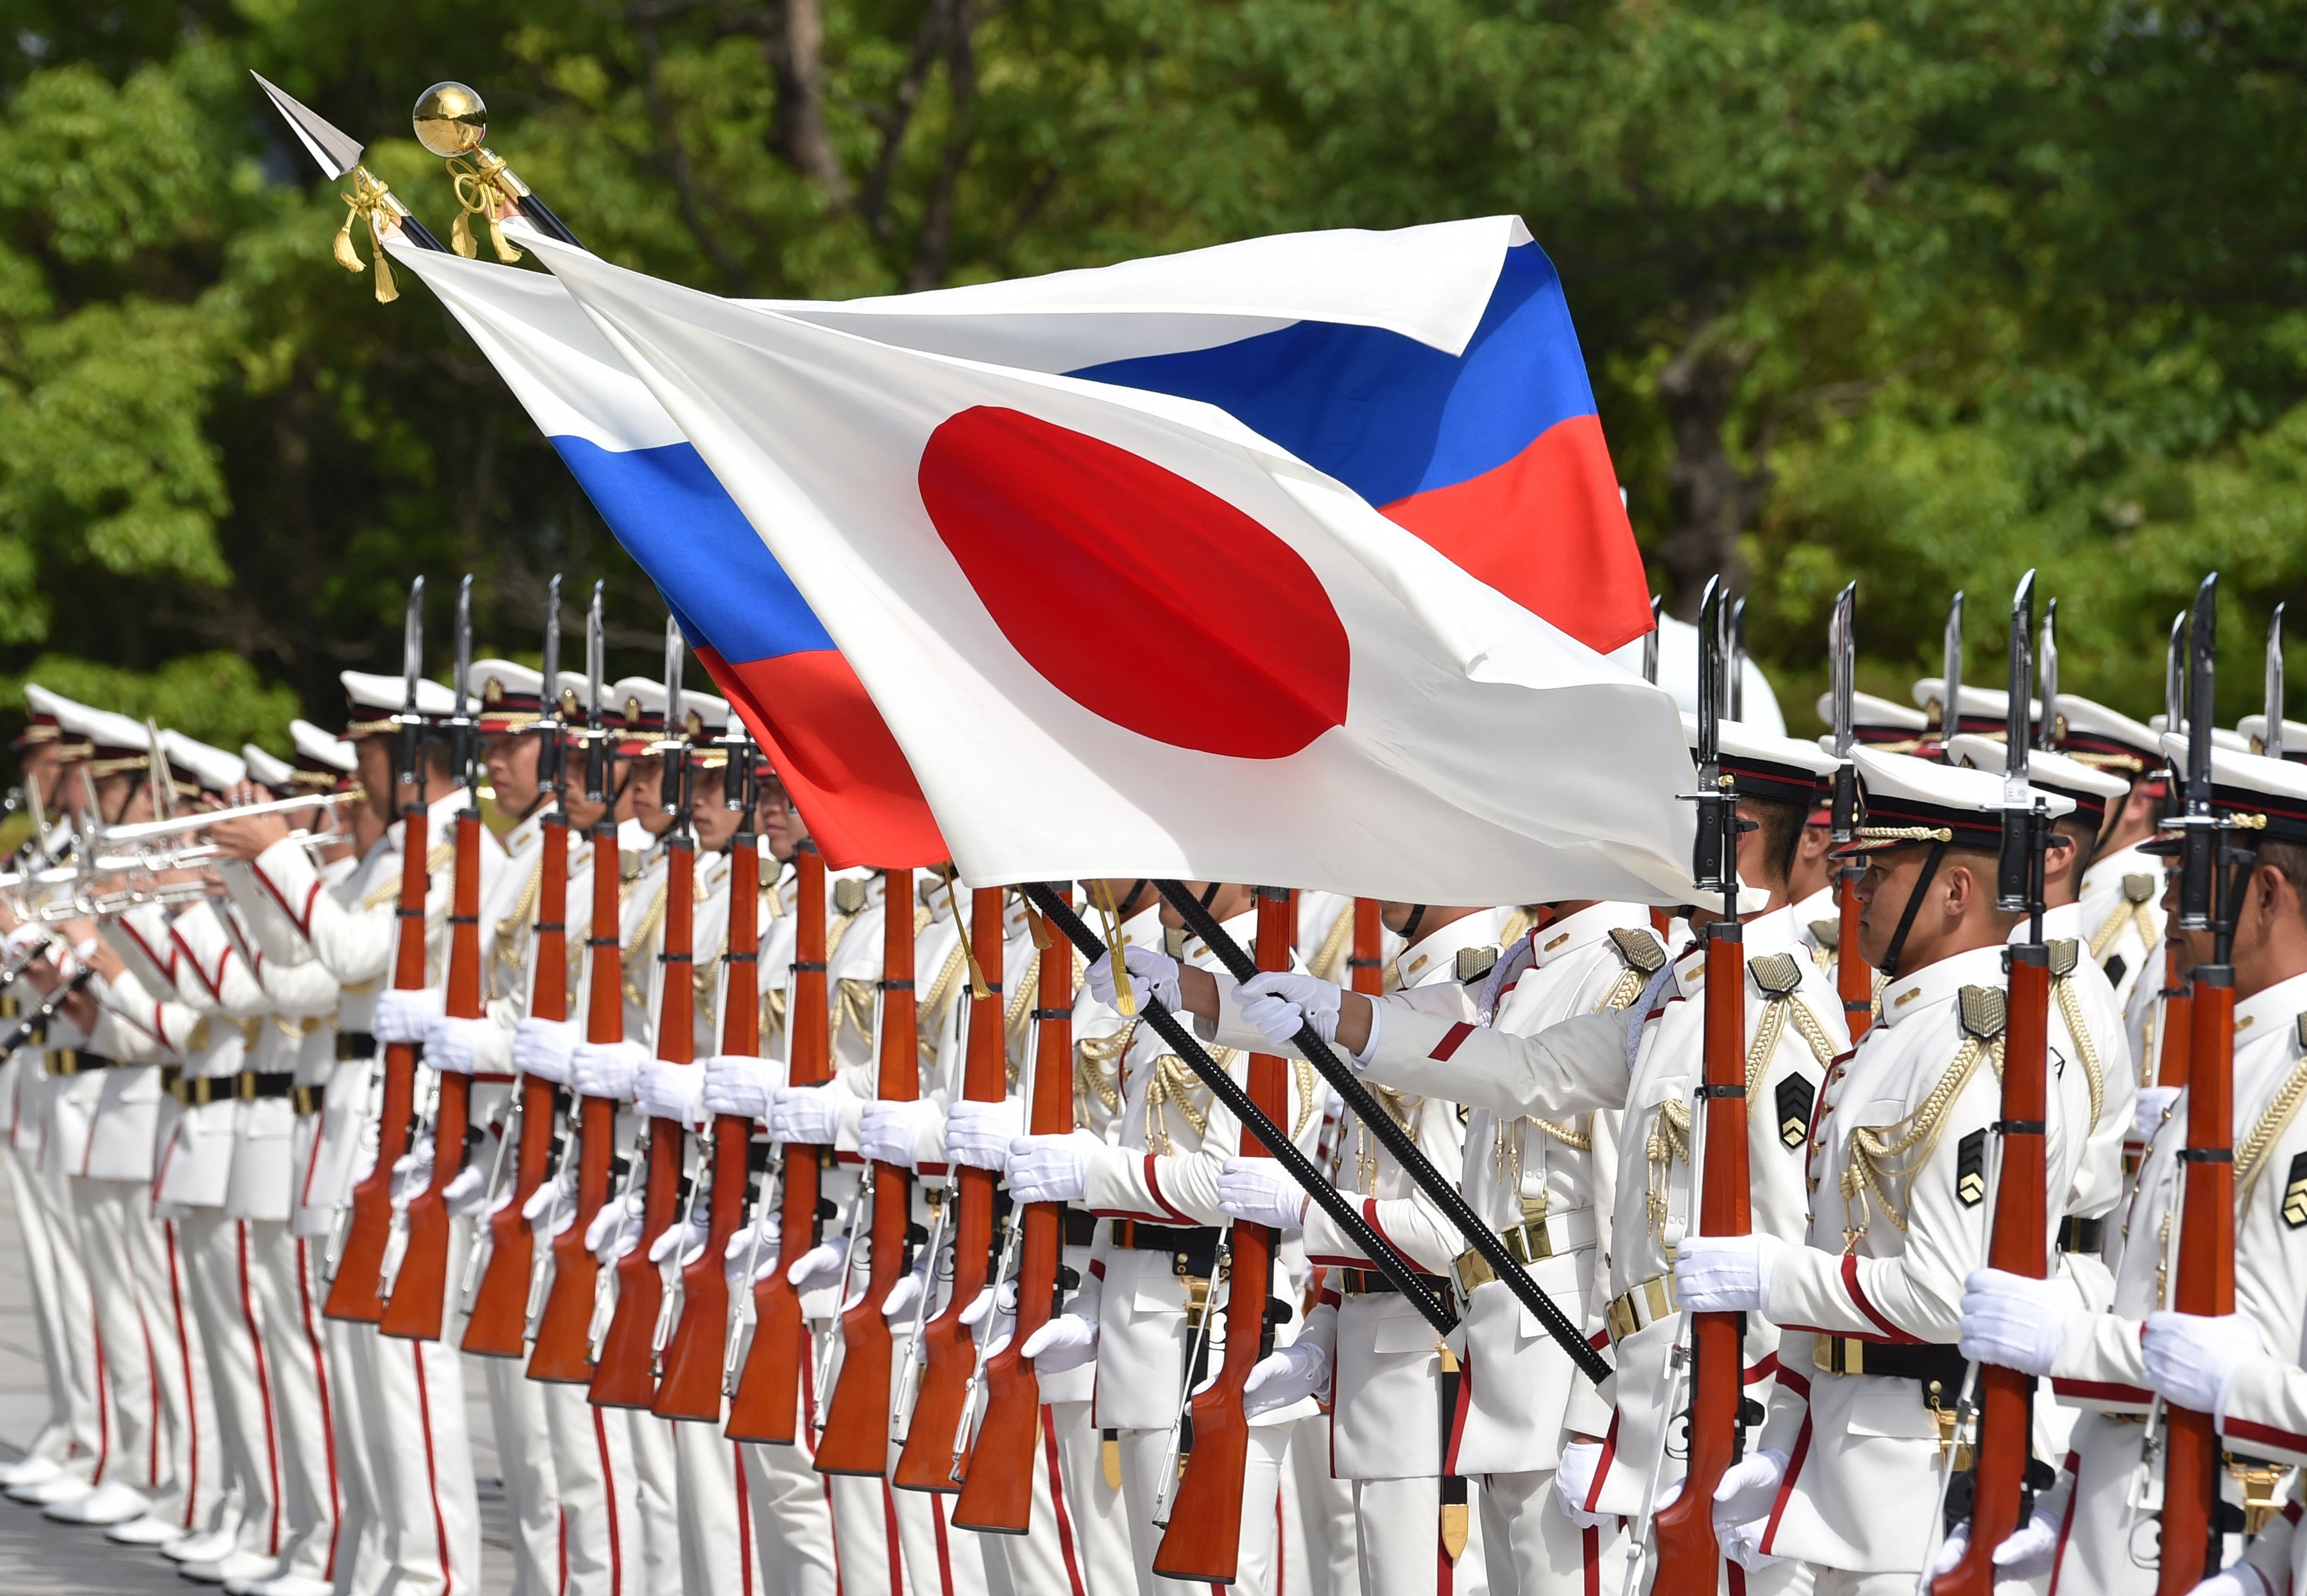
2,0,2303,754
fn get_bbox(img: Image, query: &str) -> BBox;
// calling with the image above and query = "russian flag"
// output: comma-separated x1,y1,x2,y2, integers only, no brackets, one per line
753,217,1650,654
384,242,946,869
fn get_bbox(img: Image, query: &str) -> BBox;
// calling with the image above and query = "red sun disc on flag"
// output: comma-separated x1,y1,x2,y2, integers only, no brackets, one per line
919,405,1351,760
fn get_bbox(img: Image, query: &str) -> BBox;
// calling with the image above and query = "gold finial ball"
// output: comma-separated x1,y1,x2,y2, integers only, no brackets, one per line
413,81,488,158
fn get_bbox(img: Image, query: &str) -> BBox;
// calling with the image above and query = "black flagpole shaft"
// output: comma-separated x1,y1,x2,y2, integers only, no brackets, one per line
1019,882,1461,1341
1156,879,1612,1386
516,194,584,249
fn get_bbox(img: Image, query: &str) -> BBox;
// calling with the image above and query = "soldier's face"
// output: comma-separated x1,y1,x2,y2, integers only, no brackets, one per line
758,779,804,862
484,734,542,817
1852,850,1928,969
690,767,743,853
353,738,396,825
625,757,669,833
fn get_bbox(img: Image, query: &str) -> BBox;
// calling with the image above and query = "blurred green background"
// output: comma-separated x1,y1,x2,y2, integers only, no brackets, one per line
3,0,2304,759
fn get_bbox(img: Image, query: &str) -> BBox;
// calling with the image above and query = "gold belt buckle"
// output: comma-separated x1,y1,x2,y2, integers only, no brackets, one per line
2227,1456,2285,1536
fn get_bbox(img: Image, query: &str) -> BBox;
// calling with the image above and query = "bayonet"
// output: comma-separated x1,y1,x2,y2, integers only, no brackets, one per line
1728,597,1748,722
584,581,608,806
1998,572,2035,915
1691,578,1737,916
2036,599,2059,751
1829,583,1859,846
1642,595,1662,686
2267,604,2286,761
2167,611,2188,733
538,574,565,799
450,575,477,795
659,616,690,830
2179,577,2219,932
1940,591,1965,749
398,577,427,812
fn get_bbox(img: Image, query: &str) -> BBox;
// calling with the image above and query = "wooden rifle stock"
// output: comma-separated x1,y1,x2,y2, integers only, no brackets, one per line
1350,897,1384,996
815,868,919,1474
726,841,828,1443
529,820,624,1382
894,885,1005,1491
466,814,570,1356
1649,918,1749,1594
382,806,484,1341
1932,944,2052,1596
2157,965,2235,1594
1836,869,1872,1042
952,899,1071,1531
658,832,762,1419
326,802,430,1323
593,833,695,1407
1155,888,1292,1583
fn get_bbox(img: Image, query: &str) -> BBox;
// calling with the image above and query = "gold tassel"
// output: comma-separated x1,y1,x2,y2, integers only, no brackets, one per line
1100,1432,1121,1491
451,208,477,259
333,207,364,273
370,228,398,303
448,156,524,264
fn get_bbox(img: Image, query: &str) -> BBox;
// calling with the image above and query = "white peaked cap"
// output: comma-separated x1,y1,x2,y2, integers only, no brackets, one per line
2053,694,2164,774
1911,677,2043,730
1945,734,2129,828
160,730,246,794
2236,715,2307,763
1680,715,1837,807
1840,745,2073,856
2156,733,2307,846
243,744,296,790
2147,714,2250,753
52,699,156,760
291,719,357,776
341,671,458,734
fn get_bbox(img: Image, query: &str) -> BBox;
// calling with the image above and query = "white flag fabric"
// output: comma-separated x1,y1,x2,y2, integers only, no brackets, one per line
529,234,1700,905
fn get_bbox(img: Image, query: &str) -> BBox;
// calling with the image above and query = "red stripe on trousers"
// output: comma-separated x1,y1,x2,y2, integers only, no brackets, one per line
932,1492,957,1595
296,1239,342,1579
880,1481,903,1596
733,1442,753,1596
236,1221,284,1553
1583,1525,1600,1596
411,1343,454,1595
167,1222,196,1525
1039,1406,1086,1596
592,1405,623,1595
89,1284,108,1485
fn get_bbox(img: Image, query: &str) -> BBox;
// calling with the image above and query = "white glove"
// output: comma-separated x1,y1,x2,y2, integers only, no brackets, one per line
772,1081,853,1146
1216,1157,1308,1234
1928,1492,2064,1581
636,1058,703,1126
442,1161,489,1217
1672,1232,1784,1314
945,1098,1023,1172
787,1235,851,1291
571,1039,649,1101
1243,1341,1329,1416
1708,1446,1788,1570
2143,1311,2265,1416
649,1207,710,1266
373,986,445,1045
423,1014,493,1075
1020,1311,1099,1374
1007,1131,1103,1205
522,1166,571,1223
701,1053,777,1120
1552,1439,1611,1531
1236,971,1345,1048
588,1191,644,1262
960,1278,1017,1329
2134,1084,2182,1144
1087,944,1180,1013
882,1248,936,1321
859,1099,942,1170
1958,1267,2082,1377
513,1017,581,1083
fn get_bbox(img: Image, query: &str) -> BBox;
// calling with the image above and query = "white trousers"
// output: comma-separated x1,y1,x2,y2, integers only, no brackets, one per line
1286,1414,1360,1596
2,1133,90,1472
1350,1476,1489,1596
609,1405,684,1590
481,1355,561,1596
1115,1422,1291,1596
245,1227,341,1586
35,1155,106,1489
538,1372,641,1596
976,1400,1129,1596
731,1341,840,1596
182,1209,289,1557
2054,1412,2158,1596
346,1322,479,1595
1479,1469,1630,1596
71,1175,169,1506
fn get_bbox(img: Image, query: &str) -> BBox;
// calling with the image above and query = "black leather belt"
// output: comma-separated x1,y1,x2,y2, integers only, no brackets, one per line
46,1049,112,1076
291,1083,323,1117
1062,1209,1098,1248
2057,1216,2106,1254
1111,1219,1219,1279
172,1074,232,1107
238,1071,297,1101
1814,1336,1968,1389
1338,1266,1451,1298
336,1031,377,1060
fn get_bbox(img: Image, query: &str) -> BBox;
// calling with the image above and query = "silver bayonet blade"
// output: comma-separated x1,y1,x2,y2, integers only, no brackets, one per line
453,575,474,718
2188,575,2218,795
1728,597,1747,722
1831,582,1857,760
541,575,562,708
2267,602,2286,760
402,577,426,714
2005,571,2034,796
586,581,605,726
250,72,365,181
1941,591,1964,748
1696,578,1722,771
661,615,686,729
2167,610,2188,732
1642,595,1662,685
2036,598,2059,751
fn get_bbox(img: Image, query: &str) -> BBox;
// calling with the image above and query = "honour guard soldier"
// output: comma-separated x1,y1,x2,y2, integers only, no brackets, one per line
2057,694,2173,1014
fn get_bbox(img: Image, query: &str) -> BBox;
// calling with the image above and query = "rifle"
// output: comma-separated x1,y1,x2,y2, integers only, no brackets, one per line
1936,591,1966,753
1152,886,1293,1582
894,884,1005,1491
592,620,697,1408
656,736,762,1420
1933,573,2056,1596
2158,575,2237,1595
1829,583,1873,1042
1350,897,1384,995
724,835,829,1443
383,574,483,1341
2266,605,2287,761
2154,610,2194,1098
815,868,920,1474
1157,881,1611,1385
326,577,432,1323
1647,578,1753,1596
529,583,624,1382
951,896,1071,1529
464,575,570,1356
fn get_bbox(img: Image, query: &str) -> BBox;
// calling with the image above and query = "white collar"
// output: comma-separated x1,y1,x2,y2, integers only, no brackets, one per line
1875,943,2011,1030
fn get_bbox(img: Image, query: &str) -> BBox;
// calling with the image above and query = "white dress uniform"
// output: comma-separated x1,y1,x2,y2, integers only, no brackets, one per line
1280,910,1504,1596
2056,692,2174,1019
1461,902,1656,1596
1078,904,1324,1596
235,759,488,1596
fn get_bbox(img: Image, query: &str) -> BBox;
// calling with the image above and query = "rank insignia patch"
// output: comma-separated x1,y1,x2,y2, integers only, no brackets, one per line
2285,1152,2307,1230
1956,1130,1987,1207
1776,1074,1815,1151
